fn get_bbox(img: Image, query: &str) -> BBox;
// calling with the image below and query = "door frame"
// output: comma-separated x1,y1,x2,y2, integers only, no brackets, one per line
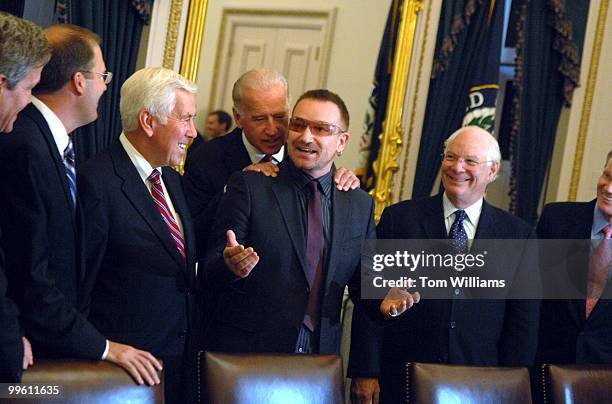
207,7,338,113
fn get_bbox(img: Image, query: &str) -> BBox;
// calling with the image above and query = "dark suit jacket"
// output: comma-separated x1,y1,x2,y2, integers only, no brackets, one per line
536,200,612,364
183,127,251,258
204,160,376,354
0,226,23,382
355,194,539,402
0,103,106,360
78,140,198,402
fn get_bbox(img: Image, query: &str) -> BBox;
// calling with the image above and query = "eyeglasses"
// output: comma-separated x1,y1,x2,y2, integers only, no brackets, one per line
441,152,494,167
81,70,113,85
289,117,346,137
167,113,197,126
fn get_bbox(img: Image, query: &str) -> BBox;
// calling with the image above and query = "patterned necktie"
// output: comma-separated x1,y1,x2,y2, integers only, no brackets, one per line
63,138,77,207
586,224,612,318
147,169,186,259
448,210,468,254
304,180,324,332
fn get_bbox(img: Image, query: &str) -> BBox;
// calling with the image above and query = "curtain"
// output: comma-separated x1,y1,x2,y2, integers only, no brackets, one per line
59,0,151,163
412,0,503,199
509,0,589,224
356,0,403,191
0,1,25,16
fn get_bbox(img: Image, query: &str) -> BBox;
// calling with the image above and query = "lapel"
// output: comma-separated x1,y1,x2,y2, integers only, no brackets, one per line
423,194,448,239
109,142,186,267
272,166,308,281
473,200,498,239
224,129,253,173
325,186,352,289
566,201,596,326
26,105,75,214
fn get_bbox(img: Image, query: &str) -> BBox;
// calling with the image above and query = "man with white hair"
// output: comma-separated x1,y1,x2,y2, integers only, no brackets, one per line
78,67,198,403
349,126,540,403
0,11,50,382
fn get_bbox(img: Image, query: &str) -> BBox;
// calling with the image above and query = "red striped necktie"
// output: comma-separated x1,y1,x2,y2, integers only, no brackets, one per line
147,169,186,259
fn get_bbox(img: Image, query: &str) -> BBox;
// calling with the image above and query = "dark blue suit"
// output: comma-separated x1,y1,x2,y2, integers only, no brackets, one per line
204,160,376,354
78,140,198,403
183,127,251,258
0,103,106,360
536,200,612,364
0,226,23,381
353,194,540,402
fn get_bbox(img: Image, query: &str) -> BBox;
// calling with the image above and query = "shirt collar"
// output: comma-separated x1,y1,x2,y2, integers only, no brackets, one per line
592,204,612,238
119,132,161,182
31,96,70,157
241,131,284,164
442,192,484,226
286,159,334,198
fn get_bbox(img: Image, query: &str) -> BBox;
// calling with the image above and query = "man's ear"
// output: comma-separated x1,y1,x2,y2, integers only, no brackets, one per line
71,71,86,96
232,107,243,129
0,74,8,94
336,131,350,155
139,110,155,137
488,161,500,182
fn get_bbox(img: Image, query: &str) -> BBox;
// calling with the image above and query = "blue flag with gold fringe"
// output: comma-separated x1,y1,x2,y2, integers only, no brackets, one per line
356,0,403,191
462,0,504,132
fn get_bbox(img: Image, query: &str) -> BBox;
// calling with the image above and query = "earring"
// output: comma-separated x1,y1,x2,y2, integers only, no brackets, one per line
336,150,343,157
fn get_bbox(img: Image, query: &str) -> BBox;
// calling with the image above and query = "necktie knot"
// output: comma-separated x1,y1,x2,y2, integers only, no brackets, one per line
64,141,75,163
603,224,612,240
147,169,161,185
454,210,467,224
62,138,77,208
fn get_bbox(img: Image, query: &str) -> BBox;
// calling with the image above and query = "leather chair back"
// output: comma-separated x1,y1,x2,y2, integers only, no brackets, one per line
20,359,164,403
544,364,612,403
408,362,532,404
199,351,344,404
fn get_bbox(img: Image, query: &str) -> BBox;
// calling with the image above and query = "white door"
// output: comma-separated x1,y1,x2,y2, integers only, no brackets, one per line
210,9,336,114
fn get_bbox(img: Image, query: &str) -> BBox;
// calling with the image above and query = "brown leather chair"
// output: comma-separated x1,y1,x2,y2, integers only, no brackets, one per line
18,359,164,404
543,364,612,404
407,362,532,404
199,351,344,404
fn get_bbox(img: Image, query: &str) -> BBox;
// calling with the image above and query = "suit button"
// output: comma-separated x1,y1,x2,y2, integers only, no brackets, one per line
450,321,457,329
306,287,310,293
179,330,187,337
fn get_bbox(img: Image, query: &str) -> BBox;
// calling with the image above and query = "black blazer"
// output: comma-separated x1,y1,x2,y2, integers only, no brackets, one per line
78,141,197,357
536,200,612,364
0,104,106,360
354,194,539,401
204,160,376,354
78,141,198,403
183,127,251,258
0,226,23,382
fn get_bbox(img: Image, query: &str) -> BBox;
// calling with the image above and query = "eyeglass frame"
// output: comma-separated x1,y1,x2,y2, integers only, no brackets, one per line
288,116,347,137
81,70,113,85
441,151,496,167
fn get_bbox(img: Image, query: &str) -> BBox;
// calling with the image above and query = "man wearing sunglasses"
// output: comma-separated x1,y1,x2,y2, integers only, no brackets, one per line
203,89,377,359
183,69,360,260
0,24,159,386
